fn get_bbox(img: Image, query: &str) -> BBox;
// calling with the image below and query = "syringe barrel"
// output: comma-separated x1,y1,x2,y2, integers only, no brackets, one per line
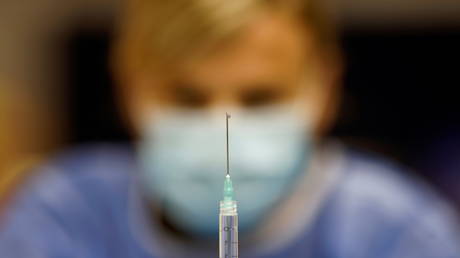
219,200,238,258
219,214,238,258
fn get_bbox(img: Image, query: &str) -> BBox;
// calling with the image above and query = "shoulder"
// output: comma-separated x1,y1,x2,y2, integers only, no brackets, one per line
2,143,137,220
48,143,136,178
315,147,460,257
336,149,454,220
33,143,135,191
339,150,431,216
0,144,141,256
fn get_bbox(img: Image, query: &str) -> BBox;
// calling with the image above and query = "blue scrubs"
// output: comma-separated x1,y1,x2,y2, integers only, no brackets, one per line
1,144,459,258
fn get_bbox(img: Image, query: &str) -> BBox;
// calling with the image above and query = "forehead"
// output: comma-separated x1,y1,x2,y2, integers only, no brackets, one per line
178,12,313,86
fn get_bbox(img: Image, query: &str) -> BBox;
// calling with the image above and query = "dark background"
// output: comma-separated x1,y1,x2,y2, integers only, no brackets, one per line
64,25,460,207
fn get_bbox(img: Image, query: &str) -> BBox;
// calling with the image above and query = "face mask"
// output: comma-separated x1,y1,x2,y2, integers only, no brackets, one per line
138,105,312,236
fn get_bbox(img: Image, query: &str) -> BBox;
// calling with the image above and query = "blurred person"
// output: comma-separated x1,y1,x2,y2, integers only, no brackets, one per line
1,0,460,257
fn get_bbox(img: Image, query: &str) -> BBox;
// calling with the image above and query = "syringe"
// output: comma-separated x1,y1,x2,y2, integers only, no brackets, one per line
219,113,238,258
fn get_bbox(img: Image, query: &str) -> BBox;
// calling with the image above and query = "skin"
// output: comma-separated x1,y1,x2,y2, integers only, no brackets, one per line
120,10,340,139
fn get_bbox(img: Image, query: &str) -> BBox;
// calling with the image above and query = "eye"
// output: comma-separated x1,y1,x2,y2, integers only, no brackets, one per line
240,86,284,108
170,83,209,108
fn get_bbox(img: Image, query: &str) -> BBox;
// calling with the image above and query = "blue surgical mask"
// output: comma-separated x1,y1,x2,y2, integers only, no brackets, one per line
138,106,312,236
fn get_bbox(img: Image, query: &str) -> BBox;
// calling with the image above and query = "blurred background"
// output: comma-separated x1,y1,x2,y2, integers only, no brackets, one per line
0,0,459,208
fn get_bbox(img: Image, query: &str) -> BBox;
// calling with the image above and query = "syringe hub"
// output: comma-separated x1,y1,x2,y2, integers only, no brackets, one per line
221,174,237,215
223,174,234,201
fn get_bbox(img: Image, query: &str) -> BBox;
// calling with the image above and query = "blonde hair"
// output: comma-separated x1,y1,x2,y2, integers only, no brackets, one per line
113,0,338,79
